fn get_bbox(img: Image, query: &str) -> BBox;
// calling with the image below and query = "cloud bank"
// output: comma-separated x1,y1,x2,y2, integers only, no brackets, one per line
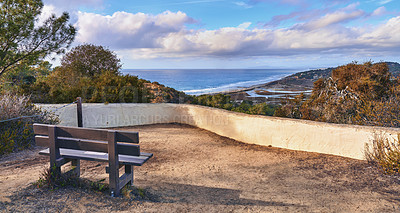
74,5,400,60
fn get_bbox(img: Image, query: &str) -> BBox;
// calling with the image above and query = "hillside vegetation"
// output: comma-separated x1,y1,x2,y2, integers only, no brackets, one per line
0,45,188,104
0,44,190,155
274,62,400,88
275,61,400,128
0,0,75,155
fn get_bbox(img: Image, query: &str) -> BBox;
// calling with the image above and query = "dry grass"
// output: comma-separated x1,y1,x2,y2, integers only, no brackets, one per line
366,133,400,175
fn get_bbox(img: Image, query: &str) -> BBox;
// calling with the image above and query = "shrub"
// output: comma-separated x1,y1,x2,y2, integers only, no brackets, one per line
365,133,400,175
354,95,400,128
299,77,360,123
35,165,108,192
0,93,58,155
277,61,400,127
332,62,391,100
274,93,305,119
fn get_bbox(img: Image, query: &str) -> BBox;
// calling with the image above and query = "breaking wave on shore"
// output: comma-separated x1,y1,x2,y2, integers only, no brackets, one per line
183,73,290,95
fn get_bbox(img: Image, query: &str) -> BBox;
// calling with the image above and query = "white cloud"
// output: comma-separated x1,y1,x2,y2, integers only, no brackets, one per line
368,0,393,5
37,4,58,24
74,9,400,61
360,16,400,46
235,2,253,8
371,6,387,16
76,11,195,49
237,22,252,29
299,10,365,30
378,0,393,5
41,0,105,25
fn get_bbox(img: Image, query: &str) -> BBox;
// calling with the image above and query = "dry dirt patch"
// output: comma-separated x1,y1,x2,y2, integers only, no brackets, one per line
1,123,400,212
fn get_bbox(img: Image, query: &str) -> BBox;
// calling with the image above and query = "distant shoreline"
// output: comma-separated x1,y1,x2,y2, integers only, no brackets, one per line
200,72,303,96
125,69,299,96
214,71,309,96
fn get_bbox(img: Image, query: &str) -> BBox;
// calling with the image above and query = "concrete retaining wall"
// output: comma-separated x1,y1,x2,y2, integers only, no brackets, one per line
37,103,400,160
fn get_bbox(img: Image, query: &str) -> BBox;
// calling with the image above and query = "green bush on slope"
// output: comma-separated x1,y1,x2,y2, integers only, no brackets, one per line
0,93,57,155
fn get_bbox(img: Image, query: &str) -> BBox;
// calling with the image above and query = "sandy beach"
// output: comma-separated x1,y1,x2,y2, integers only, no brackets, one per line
1,123,400,212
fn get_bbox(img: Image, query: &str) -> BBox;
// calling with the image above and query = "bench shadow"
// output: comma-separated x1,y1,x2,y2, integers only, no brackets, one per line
377,189,400,204
147,182,305,207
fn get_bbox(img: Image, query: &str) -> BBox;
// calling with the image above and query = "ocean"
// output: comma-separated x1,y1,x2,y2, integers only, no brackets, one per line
123,69,299,95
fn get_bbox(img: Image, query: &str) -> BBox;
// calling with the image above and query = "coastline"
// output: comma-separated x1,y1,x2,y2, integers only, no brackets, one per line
126,69,298,96
183,72,295,95
213,71,314,104
201,72,302,95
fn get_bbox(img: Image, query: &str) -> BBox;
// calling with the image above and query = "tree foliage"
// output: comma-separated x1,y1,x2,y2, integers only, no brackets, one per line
0,0,76,77
42,69,149,104
332,62,391,100
10,44,154,103
31,44,146,103
0,60,51,94
274,93,304,119
276,61,400,128
299,77,361,123
60,44,122,77
192,94,277,116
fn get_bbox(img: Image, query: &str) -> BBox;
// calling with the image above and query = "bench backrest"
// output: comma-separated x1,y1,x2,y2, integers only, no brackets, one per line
33,123,140,156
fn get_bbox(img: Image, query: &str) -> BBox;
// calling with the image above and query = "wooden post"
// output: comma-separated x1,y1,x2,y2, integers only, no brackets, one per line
76,97,83,127
108,130,119,197
48,126,61,175
75,97,82,176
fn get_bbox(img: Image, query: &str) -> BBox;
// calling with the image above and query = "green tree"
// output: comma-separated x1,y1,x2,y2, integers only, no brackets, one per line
59,44,122,77
0,60,51,95
30,44,153,103
249,103,277,116
274,93,305,119
0,0,75,77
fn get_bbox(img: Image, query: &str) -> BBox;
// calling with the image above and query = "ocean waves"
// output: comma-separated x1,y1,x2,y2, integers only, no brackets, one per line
182,73,291,95
124,69,298,96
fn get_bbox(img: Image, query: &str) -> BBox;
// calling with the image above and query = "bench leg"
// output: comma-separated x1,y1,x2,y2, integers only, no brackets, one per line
49,126,61,176
108,131,119,197
71,159,80,177
125,165,134,186
108,163,119,197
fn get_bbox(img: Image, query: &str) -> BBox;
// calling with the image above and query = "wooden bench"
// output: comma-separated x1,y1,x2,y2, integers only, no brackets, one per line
33,123,153,197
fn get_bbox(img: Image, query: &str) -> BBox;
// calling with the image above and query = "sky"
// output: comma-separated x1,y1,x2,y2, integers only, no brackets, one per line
42,0,400,69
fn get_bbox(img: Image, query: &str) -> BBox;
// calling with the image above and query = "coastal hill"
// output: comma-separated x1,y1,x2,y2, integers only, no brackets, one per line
144,81,188,103
224,62,400,104
260,61,400,89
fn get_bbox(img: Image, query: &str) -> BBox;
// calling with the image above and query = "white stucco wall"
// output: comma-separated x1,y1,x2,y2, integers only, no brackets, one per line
38,103,179,127
37,103,400,160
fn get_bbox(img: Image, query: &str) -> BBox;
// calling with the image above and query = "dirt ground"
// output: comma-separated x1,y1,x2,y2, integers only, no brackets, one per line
1,123,400,212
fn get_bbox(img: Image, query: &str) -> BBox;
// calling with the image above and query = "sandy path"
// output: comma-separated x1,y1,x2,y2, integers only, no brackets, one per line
1,123,400,212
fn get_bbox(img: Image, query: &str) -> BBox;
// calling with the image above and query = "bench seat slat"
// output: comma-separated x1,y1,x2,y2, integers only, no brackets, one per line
39,148,153,166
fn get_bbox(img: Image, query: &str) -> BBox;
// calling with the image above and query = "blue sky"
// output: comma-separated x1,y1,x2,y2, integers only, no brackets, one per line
42,0,400,69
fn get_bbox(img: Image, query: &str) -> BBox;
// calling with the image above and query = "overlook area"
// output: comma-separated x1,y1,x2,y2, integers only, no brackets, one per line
2,1,400,211
1,124,399,212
